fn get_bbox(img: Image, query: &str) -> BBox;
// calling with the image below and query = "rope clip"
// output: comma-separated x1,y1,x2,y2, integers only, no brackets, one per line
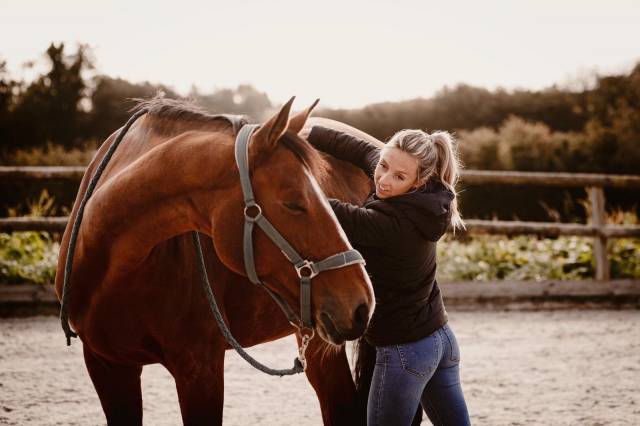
296,328,315,371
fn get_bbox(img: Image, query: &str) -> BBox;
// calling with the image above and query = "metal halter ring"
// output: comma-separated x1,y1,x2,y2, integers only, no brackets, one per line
244,204,263,222
295,260,319,279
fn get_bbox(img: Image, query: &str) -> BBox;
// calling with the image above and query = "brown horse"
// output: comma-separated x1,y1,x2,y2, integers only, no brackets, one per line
55,97,380,425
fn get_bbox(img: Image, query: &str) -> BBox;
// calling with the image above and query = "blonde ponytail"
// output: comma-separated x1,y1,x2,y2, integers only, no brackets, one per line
387,129,466,233
430,132,465,233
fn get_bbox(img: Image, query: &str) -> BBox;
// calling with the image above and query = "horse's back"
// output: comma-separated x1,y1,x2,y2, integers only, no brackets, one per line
307,117,384,148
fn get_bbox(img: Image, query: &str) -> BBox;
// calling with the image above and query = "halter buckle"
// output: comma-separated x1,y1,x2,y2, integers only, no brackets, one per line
244,203,263,222
295,260,319,279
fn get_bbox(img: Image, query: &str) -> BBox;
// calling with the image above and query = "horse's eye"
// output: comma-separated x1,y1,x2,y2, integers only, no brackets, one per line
283,202,307,213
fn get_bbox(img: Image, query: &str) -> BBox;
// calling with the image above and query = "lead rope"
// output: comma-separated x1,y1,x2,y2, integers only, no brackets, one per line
192,232,310,376
60,109,310,375
60,108,149,345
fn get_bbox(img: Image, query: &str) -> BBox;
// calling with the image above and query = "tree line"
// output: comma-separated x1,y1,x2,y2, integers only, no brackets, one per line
0,43,272,154
1,43,638,220
2,42,639,176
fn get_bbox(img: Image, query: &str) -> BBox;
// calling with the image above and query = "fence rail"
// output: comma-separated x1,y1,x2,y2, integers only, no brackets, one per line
2,216,640,239
3,280,639,309
3,167,640,187
2,167,640,281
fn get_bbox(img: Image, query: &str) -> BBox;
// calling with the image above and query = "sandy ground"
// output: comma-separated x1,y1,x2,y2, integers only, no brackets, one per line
1,310,639,425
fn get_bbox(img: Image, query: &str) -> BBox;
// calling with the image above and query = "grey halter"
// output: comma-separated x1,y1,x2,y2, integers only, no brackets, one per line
234,124,366,329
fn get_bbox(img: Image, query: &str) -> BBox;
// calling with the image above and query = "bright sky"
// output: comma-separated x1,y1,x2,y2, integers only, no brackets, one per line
2,0,639,109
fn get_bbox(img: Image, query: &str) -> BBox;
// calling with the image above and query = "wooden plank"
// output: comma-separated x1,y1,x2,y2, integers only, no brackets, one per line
440,280,640,299
462,220,599,237
462,220,640,238
460,170,640,188
2,216,640,238
0,284,58,303
1,282,638,307
601,225,640,238
0,166,85,180
0,217,68,232
3,166,640,188
589,186,610,281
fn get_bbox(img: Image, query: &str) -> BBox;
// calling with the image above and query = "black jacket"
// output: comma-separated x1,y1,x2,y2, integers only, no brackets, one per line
308,126,454,346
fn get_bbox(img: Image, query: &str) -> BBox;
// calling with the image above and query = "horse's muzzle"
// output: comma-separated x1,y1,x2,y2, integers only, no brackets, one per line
318,302,371,344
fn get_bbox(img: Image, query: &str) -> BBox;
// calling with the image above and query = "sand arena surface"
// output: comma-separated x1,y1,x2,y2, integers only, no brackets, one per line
0,310,639,425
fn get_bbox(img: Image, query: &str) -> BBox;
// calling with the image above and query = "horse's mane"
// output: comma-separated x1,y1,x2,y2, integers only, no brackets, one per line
132,96,328,180
277,130,329,182
131,96,248,135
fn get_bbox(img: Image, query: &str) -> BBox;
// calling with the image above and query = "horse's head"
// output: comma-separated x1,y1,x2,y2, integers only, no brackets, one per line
212,98,374,345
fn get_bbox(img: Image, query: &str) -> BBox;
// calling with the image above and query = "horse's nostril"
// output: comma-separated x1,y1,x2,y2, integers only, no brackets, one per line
354,303,370,330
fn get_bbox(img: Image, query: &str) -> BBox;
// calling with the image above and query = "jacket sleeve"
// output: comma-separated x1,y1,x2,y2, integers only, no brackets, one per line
328,198,400,247
307,126,380,178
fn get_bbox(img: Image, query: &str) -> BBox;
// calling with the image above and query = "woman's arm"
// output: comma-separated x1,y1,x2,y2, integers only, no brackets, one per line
328,198,399,247
307,126,380,178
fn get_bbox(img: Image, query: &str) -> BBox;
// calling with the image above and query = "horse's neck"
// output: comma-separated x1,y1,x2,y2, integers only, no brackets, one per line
79,131,235,274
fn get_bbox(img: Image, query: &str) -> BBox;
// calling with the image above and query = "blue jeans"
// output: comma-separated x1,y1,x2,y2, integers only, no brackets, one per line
367,324,470,426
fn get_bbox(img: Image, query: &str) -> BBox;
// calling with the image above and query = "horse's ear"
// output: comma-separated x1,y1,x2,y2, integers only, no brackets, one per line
252,96,295,150
288,98,320,134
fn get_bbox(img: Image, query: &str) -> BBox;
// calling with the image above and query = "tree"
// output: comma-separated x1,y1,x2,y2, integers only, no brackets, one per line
9,43,91,150
0,59,18,152
89,76,178,141
197,84,272,120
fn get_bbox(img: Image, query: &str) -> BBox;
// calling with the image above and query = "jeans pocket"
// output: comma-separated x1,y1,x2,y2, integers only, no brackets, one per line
442,325,461,365
395,335,439,378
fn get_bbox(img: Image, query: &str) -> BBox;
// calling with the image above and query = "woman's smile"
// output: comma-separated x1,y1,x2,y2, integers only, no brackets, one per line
374,146,421,199
377,183,389,194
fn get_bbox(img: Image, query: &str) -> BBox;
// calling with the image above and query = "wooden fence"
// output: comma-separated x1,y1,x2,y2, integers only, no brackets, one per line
2,167,640,281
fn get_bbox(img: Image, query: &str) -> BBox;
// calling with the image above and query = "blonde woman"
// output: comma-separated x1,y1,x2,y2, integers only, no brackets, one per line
306,126,470,426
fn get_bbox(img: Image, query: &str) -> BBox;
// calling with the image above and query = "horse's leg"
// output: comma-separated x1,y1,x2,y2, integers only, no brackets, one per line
166,347,226,426
298,335,364,426
83,344,143,426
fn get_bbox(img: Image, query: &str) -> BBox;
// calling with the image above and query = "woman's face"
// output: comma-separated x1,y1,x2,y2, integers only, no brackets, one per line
374,147,421,199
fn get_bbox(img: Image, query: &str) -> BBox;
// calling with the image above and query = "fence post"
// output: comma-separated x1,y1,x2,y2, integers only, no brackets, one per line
589,186,609,281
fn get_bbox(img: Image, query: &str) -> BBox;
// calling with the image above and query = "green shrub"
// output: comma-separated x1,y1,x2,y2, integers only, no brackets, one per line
0,142,97,166
0,232,637,286
0,231,59,285
457,116,589,172
437,235,640,281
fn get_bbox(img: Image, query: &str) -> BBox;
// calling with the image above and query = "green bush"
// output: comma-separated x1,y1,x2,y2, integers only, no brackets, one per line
457,116,589,172
437,235,640,281
1,231,637,286
0,142,97,166
0,231,59,285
